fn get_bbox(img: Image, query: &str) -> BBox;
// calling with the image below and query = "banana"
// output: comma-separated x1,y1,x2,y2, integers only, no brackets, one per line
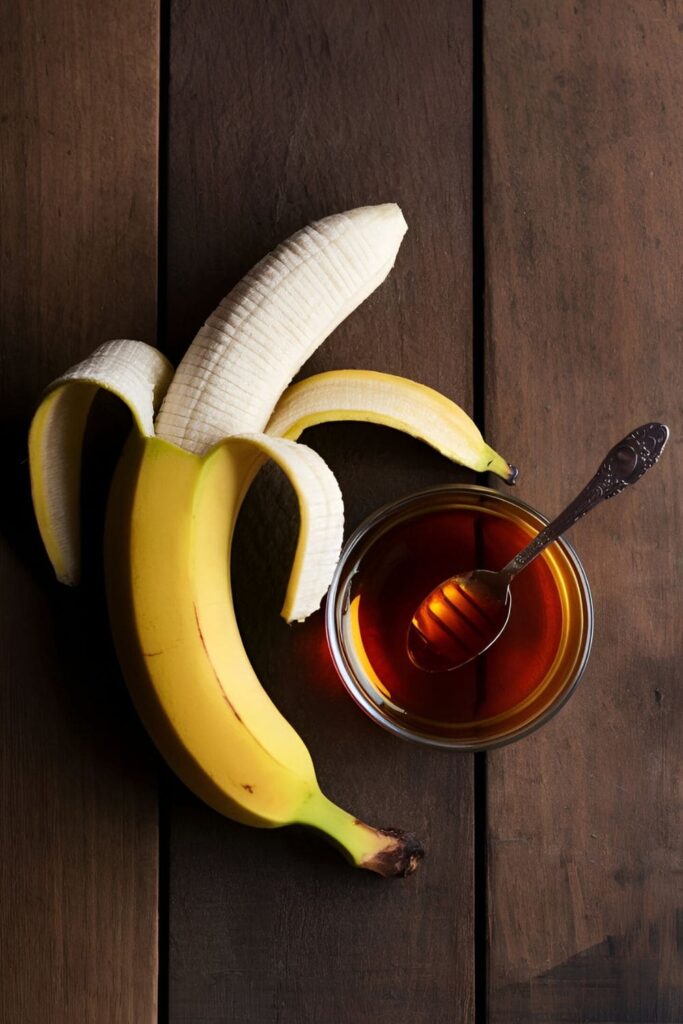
105,431,421,874
28,204,517,876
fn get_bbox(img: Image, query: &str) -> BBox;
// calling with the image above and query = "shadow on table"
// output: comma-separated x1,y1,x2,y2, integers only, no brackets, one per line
0,399,158,776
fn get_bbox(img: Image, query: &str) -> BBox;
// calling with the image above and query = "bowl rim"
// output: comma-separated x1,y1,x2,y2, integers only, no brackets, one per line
325,483,594,751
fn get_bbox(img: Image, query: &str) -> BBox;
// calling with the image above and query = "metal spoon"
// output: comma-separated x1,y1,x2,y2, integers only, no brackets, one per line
407,423,669,673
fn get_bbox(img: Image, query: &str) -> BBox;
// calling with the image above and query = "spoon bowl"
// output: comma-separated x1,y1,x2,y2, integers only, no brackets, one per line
407,569,512,672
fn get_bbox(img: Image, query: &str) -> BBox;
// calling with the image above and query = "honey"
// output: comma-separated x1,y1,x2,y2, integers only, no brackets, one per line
327,487,593,748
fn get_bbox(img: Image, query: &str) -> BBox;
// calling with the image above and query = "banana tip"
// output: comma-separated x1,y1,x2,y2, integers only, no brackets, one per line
506,463,519,485
362,828,425,878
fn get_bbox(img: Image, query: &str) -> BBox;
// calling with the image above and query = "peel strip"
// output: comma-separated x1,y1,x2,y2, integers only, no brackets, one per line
267,369,516,482
28,340,174,584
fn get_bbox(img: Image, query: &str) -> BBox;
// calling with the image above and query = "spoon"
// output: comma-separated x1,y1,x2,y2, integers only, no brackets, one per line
408,422,670,673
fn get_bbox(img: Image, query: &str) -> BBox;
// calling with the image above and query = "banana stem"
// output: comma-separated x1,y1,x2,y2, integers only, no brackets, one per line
295,790,423,878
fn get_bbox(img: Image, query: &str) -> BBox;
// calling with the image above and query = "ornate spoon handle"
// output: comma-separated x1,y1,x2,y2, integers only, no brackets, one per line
501,423,669,581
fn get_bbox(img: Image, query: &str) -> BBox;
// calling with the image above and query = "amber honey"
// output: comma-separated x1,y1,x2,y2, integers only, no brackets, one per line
326,486,593,749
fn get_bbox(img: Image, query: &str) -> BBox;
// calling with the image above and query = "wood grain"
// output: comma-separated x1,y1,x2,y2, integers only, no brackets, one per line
484,2,682,1020
0,2,159,1020
164,1,476,1020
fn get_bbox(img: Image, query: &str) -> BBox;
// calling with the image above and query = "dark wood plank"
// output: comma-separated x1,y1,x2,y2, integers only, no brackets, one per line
0,2,160,1020
484,2,682,1020
165,2,475,1020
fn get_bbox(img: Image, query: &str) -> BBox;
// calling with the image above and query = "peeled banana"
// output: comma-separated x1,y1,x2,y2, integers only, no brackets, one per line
155,204,409,452
29,204,516,876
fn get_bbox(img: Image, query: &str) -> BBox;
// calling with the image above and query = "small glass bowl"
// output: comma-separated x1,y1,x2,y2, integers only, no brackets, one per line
325,485,593,751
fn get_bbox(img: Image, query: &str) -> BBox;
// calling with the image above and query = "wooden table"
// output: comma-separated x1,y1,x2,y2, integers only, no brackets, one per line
2,2,680,1020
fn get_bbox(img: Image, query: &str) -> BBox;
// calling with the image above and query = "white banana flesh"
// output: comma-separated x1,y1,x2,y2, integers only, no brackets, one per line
154,205,408,453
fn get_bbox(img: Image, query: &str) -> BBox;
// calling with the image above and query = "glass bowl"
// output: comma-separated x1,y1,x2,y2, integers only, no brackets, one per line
325,485,593,750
